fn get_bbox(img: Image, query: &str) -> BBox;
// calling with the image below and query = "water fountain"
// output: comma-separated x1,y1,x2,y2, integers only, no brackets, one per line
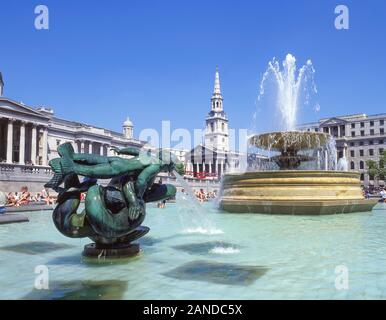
220,54,378,214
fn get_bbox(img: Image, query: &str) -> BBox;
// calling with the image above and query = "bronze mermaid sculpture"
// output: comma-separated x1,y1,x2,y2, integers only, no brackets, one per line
45,142,177,258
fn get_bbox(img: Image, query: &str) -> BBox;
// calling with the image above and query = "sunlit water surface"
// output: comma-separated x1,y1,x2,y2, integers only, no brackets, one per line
1,202,386,300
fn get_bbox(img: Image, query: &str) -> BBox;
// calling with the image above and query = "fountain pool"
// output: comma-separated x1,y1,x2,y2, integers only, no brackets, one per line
1,202,386,299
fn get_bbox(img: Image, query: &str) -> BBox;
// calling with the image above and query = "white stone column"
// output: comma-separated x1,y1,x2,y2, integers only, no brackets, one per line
89,142,93,154
6,119,13,163
100,144,104,156
42,127,48,166
19,122,25,165
72,141,78,153
31,124,37,165
80,141,85,153
337,126,341,138
209,161,212,174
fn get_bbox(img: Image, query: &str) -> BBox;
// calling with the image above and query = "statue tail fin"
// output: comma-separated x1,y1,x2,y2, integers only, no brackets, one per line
45,143,77,190
49,158,62,174
60,156,75,175
57,142,75,159
56,143,75,175
46,158,67,190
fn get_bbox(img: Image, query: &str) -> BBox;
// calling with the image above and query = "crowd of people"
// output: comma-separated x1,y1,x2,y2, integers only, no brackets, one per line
194,189,218,202
4,186,56,207
1,183,384,211
380,189,386,203
363,186,386,203
1,183,219,211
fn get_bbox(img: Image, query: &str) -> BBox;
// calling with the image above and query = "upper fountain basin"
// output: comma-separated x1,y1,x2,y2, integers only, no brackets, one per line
249,131,330,152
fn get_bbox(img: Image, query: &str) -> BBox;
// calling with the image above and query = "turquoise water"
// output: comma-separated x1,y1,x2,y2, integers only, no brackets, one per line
1,202,386,300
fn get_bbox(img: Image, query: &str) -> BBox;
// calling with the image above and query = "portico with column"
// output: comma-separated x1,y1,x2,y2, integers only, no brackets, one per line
185,144,230,180
1,88,145,191
6,119,13,163
19,121,25,165
73,139,111,156
0,118,49,166
0,97,51,166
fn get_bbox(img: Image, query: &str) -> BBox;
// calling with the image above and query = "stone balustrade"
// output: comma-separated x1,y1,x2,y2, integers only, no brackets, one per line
0,163,53,192
158,175,221,191
0,163,52,175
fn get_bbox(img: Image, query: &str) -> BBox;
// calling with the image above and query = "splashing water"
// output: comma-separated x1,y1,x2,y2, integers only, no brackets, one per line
243,54,339,172
326,136,338,170
257,53,318,132
209,246,240,255
246,132,338,171
182,227,224,235
173,171,223,235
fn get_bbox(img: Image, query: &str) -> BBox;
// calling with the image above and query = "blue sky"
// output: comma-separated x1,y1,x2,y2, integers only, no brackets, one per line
1,0,386,142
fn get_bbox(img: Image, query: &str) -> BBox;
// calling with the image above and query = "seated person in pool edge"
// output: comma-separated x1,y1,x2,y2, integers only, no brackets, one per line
17,186,31,206
46,143,177,202
380,188,386,203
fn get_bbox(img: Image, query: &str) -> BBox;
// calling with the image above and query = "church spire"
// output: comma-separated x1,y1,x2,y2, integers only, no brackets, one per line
211,67,223,111
213,66,221,95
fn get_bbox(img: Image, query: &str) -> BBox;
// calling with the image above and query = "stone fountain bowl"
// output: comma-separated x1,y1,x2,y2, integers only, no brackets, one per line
249,131,329,152
219,171,378,215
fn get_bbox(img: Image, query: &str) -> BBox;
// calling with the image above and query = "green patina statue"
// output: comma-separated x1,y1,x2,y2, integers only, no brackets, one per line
45,142,177,258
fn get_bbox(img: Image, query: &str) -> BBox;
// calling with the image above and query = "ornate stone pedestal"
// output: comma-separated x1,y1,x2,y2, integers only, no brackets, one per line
220,171,378,215
83,242,140,259
82,226,150,259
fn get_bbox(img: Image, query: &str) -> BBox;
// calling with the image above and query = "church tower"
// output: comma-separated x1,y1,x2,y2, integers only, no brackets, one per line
204,67,229,152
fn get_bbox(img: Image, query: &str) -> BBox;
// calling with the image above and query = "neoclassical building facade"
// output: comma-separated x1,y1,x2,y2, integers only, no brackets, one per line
0,73,144,191
299,113,386,187
0,98,142,165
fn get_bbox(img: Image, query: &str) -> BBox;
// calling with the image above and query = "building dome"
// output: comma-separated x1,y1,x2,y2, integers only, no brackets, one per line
123,117,133,127
123,117,134,139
